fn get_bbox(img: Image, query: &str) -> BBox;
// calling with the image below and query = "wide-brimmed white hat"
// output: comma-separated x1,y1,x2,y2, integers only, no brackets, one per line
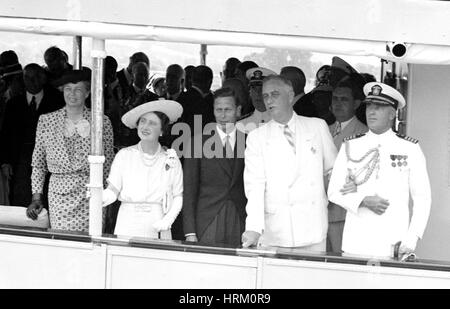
121,99,183,129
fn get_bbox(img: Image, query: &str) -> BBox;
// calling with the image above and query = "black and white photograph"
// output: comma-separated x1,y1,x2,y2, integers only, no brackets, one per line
0,0,449,293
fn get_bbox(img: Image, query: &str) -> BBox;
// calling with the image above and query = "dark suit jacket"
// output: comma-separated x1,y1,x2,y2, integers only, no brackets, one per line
178,88,215,134
116,68,131,99
182,129,247,238
0,86,65,165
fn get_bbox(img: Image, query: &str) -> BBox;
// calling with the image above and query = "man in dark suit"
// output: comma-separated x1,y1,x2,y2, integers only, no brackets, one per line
182,87,247,247
327,75,368,253
116,52,149,101
119,62,159,148
178,65,215,135
165,64,185,101
43,46,73,89
220,57,241,85
0,63,64,206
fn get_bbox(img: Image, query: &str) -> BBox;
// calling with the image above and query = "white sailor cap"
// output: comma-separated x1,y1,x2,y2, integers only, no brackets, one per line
363,82,406,109
246,67,276,83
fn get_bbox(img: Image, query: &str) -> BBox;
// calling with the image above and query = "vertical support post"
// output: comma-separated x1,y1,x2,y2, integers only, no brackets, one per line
88,38,106,237
380,59,385,83
73,36,82,69
200,44,208,65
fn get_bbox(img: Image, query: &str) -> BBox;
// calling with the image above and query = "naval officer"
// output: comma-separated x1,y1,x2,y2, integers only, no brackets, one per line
236,67,275,134
327,82,431,258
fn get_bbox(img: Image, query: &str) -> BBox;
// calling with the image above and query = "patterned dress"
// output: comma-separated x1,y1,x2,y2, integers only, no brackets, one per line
31,107,114,232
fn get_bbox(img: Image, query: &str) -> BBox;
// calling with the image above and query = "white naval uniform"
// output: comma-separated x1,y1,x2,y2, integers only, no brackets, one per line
244,114,337,247
327,129,431,258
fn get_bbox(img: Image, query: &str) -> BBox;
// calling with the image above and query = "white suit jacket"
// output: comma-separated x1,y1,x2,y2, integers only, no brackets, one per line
244,114,337,247
327,129,431,257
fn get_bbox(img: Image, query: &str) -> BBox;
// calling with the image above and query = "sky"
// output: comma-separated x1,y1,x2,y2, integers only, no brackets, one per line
0,31,380,91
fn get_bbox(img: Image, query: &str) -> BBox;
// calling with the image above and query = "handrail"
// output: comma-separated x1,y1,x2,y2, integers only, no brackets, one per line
2,224,450,273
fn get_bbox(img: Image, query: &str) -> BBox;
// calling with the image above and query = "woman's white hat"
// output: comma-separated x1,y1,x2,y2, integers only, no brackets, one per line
121,99,183,129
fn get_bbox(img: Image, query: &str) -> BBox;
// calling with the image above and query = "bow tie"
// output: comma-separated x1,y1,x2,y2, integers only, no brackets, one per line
63,118,90,138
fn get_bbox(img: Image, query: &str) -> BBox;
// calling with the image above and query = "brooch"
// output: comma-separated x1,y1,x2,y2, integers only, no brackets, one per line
165,149,178,171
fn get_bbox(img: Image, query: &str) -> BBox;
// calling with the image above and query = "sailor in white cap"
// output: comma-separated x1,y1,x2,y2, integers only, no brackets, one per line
236,67,275,133
102,99,184,239
327,82,431,259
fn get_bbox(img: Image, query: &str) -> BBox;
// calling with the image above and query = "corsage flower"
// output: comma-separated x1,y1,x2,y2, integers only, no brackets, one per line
64,118,90,138
165,148,178,170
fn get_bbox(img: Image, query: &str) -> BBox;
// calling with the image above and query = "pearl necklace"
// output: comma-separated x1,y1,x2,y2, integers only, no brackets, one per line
345,141,380,186
138,143,161,167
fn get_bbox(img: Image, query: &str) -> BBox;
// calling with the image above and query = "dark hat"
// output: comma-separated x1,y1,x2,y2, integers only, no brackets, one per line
363,82,406,109
331,56,359,75
0,63,23,78
152,77,165,88
0,50,19,67
53,67,91,87
312,65,333,93
246,67,276,82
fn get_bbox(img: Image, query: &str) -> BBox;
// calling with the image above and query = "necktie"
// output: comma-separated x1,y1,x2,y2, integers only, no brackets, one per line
333,122,342,137
283,125,296,154
224,135,234,159
30,96,36,112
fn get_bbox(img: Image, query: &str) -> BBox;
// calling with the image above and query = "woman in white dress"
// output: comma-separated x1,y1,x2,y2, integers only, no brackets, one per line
102,100,183,239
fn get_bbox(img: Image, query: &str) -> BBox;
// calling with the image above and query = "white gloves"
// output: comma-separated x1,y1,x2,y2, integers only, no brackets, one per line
152,195,183,232
399,234,419,255
153,217,172,232
102,188,117,207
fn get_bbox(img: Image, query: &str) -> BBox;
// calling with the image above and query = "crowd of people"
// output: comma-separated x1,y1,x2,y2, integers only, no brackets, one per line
0,46,431,259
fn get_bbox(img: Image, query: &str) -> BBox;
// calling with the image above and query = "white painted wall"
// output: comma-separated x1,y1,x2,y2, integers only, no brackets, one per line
0,235,107,288
408,64,450,261
262,258,450,288
1,235,450,288
106,246,258,289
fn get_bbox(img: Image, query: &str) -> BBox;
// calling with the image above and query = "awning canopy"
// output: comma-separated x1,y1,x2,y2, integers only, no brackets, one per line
1,0,450,64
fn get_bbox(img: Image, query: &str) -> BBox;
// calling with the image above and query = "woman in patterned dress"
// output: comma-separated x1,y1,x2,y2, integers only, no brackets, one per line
26,69,114,232
102,100,183,239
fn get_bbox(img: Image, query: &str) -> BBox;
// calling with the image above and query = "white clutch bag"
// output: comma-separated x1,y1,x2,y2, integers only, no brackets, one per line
0,206,50,229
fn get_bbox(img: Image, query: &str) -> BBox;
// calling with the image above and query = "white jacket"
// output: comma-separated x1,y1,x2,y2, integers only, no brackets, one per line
244,115,337,247
327,129,431,257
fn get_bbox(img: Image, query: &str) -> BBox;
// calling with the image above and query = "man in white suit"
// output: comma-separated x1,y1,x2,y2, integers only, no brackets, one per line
241,75,337,250
327,76,368,253
328,82,431,258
